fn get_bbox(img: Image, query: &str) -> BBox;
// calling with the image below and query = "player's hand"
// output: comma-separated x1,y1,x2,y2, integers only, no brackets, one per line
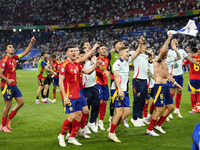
118,88,124,97
110,48,116,53
96,59,102,66
103,70,109,78
64,97,70,105
7,79,14,84
176,84,182,92
139,36,145,44
30,36,36,44
53,72,57,76
168,33,173,39
91,43,99,51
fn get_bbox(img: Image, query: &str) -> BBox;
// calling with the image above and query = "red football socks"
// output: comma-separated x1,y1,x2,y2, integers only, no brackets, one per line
171,93,175,99
175,93,182,109
143,103,148,118
9,110,17,120
60,119,72,135
99,103,107,121
157,115,166,126
81,113,88,129
191,93,196,108
1,117,7,126
53,89,56,99
110,124,117,133
196,93,200,107
149,102,155,114
147,119,157,131
70,119,80,138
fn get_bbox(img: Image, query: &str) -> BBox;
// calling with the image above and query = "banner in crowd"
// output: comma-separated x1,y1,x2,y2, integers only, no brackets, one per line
16,50,41,60
1,10,200,30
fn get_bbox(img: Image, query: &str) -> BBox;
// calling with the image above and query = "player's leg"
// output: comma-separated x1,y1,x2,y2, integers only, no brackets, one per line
58,99,76,147
109,80,115,125
174,76,183,118
1,100,12,132
52,77,58,102
87,86,100,133
123,80,129,128
98,85,109,130
42,83,50,103
118,107,130,125
108,107,123,142
36,79,45,104
69,110,82,145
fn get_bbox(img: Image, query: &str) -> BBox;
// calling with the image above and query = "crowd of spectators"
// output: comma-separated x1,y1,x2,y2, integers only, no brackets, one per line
0,0,199,26
0,18,197,65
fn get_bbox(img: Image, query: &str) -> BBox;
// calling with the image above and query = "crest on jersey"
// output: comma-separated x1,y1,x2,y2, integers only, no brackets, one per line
12,62,14,66
102,62,105,65
2,63,5,67
115,56,118,58
61,68,65,72
74,69,77,74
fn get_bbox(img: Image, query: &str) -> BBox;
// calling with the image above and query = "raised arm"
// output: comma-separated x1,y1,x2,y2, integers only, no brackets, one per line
174,49,181,61
154,33,173,62
76,43,99,64
20,37,36,57
130,36,144,61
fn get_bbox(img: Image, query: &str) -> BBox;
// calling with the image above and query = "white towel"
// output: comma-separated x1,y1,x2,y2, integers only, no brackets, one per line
167,19,198,37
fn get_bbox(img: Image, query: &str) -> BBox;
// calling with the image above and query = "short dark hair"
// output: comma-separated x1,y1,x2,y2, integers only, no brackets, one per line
191,47,198,53
97,44,105,51
41,51,47,56
114,40,122,48
118,46,128,53
79,47,86,54
80,41,89,48
51,54,56,59
5,43,13,50
170,38,176,46
64,45,77,53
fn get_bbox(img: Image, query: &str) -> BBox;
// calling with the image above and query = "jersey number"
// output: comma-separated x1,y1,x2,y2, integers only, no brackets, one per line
160,94,163,100
74,75,77,81
7,89,11,95
194,64,199,71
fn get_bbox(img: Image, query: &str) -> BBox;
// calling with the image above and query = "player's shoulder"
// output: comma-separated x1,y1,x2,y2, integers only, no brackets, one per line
62,60,70,67
56,60,60,64
1,55,9,62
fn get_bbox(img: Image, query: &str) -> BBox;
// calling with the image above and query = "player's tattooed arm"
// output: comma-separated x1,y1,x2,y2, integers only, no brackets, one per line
185,56,200,66
147,69,155,80
0,68,14,84
20,37,36,57
174,49,181,61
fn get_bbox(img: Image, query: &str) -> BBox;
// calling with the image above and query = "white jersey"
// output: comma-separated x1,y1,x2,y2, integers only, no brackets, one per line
167,49,188,76
82,60,96,88
130,51,149,79
147,62,155,89
112,57,131,91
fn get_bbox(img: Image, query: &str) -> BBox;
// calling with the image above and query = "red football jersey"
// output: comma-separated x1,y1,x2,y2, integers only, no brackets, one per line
75,62,84,90
59,60,83,99
185,55,200,80
96,57,109,85
0,55,20,87
52,60,60,77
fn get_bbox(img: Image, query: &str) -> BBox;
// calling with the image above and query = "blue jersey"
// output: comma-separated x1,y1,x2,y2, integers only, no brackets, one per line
192,122,200,150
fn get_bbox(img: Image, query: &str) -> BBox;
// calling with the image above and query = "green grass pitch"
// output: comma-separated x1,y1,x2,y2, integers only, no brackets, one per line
0,70,198,150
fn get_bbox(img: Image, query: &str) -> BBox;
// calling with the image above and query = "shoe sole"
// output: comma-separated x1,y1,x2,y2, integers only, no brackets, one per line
107,136,121,143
